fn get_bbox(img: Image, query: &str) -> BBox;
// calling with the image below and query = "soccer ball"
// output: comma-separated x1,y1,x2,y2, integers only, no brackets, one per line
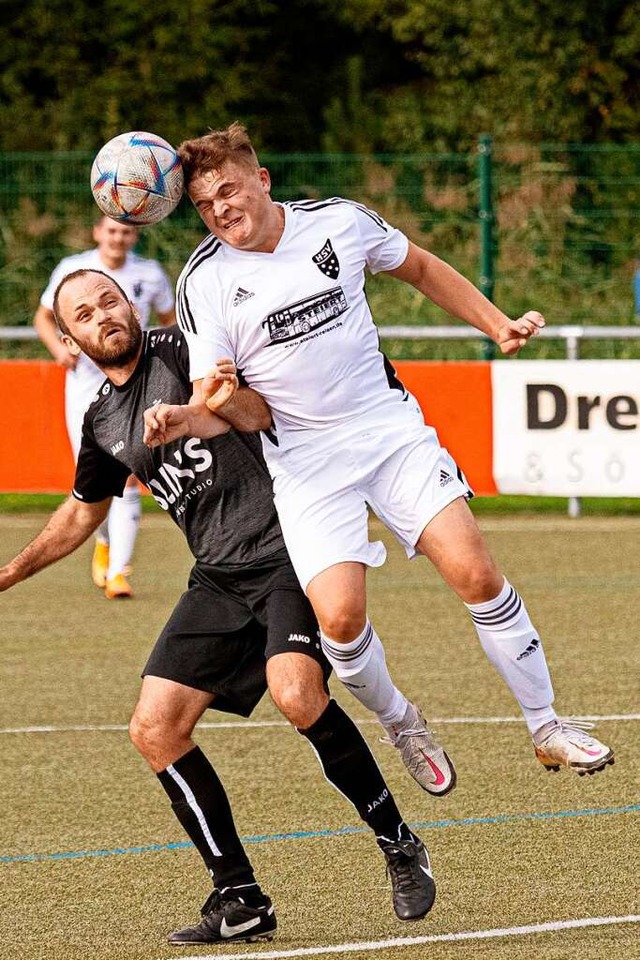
90,131,184,226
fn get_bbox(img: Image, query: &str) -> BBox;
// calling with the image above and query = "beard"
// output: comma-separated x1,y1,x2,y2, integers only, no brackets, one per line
80,309,143,368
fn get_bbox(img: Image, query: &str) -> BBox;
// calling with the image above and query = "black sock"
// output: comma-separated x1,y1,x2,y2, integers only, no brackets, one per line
299,699,406,839
157,746,257,890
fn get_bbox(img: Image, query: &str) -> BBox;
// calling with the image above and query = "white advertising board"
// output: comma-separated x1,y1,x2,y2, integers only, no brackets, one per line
492,360,640,496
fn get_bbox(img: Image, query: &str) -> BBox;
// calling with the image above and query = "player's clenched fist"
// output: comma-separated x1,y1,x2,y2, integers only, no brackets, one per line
495,310,545,356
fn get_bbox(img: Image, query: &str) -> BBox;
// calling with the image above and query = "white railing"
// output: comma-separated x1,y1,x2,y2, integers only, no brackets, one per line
376,325,640,359
3,323,640,357
0,327,39,339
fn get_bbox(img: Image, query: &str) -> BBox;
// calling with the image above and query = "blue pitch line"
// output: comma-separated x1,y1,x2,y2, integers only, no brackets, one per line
2,804,638,866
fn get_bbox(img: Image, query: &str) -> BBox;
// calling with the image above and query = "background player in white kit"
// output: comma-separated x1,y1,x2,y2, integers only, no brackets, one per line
34,215,175,598
159,123,613,793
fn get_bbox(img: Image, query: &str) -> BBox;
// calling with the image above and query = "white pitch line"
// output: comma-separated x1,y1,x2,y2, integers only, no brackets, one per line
476,518,640,532
1,713,638,736
160,914,640,960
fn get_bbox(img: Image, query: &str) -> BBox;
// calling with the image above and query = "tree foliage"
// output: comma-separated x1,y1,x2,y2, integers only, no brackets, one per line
332,0,640,148
2,0,640,152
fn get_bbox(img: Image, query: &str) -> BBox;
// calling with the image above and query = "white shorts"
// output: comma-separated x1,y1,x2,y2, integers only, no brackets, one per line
271,397,472,591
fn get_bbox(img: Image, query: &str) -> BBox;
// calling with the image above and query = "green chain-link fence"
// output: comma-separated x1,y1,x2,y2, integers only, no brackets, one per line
2,142,640,359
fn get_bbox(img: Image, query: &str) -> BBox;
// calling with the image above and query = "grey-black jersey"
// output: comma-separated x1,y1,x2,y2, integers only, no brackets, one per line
72,326,285,569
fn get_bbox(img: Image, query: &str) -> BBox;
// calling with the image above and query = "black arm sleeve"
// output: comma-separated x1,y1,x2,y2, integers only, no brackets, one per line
72,419,131,503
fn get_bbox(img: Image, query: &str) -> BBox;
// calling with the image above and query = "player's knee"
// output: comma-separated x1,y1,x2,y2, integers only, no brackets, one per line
271,675,328,729
128,705,175,760
459,564,503,604
128,707,154,758
317,606,366,642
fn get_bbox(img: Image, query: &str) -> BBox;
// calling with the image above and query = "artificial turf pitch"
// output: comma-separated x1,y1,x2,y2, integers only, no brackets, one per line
0,511,638,960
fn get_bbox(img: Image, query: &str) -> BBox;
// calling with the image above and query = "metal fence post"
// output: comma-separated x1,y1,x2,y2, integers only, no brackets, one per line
478,134,496,360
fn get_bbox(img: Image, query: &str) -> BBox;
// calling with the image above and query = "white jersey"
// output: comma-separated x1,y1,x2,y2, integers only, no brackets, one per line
41,248,174,455
176,198,409,461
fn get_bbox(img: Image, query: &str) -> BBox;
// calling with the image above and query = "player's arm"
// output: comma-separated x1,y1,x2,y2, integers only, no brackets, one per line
143,397,231,448
143,364,271,447
33,304,77,369
0,496,110,591
387,241,545,356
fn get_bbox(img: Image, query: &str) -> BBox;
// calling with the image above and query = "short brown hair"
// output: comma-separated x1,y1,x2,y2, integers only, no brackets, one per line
177,122,260,187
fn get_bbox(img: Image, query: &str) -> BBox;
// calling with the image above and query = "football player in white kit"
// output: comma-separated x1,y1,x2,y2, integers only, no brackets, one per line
34,215,175,598
157,122,613,791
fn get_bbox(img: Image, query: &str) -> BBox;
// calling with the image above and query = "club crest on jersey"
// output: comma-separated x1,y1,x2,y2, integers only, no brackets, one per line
133,282,143,298
312,239,340,279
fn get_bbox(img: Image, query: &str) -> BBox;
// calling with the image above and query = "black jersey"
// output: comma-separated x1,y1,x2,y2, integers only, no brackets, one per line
73,326,285,569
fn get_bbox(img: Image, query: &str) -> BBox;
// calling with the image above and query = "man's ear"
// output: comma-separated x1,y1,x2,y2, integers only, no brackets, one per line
61,334,82,357
258,167,272,194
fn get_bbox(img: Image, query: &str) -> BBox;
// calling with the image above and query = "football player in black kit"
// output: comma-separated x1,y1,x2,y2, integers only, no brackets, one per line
0,269,435,944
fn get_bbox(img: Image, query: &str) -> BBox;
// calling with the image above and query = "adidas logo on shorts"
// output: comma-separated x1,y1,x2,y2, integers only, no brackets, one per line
439,469,454,487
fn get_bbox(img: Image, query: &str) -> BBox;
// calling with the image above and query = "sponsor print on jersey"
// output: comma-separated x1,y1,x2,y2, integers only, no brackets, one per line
146,438,214,512
263,286,347,346
312,238,340,279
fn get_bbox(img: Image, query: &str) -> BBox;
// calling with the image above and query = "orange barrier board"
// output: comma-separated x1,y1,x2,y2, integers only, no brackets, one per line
0,360,497,495
0,361,74,493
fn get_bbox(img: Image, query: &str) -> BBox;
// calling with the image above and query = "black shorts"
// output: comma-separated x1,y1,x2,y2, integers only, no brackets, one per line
142,554,329,717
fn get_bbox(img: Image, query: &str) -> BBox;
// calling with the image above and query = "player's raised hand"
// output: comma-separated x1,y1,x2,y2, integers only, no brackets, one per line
202,359,239,413
496,311,545,356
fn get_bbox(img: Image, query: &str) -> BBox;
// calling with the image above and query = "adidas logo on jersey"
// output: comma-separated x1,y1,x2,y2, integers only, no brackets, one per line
439,469,454,487
233,287,255,306
516,637,540,660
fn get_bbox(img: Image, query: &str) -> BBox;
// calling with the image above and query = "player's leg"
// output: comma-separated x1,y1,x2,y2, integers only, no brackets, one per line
270,452,407,724
129,677,274,944
272,459,453,796
416,496,614,775
104,475,139,599
306,562,455,796
65,362,110,588
262,580,435,921
306,561,405,723
132,579,277,944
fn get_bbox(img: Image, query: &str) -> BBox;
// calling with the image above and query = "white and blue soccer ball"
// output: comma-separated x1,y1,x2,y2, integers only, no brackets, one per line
90,131,184,225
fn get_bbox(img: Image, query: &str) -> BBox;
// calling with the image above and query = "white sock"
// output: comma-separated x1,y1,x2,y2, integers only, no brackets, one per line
106,486,140,579
96,520,109,545
320,621,407,726
466,578,557,734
